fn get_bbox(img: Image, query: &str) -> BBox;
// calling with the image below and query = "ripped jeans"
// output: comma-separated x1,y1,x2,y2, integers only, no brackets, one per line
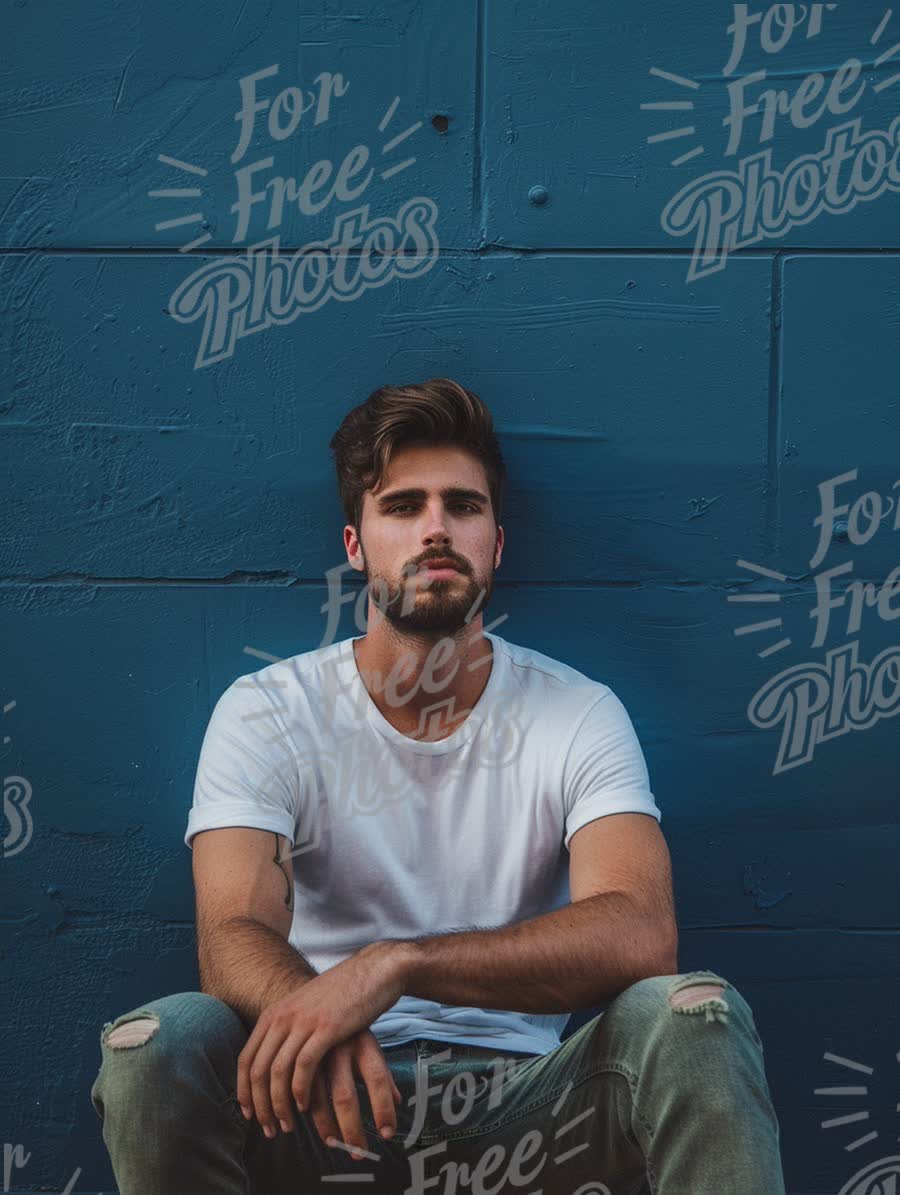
89,970,786,1195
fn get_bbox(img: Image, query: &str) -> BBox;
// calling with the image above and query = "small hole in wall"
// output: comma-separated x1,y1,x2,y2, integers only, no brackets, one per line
431,114,449,134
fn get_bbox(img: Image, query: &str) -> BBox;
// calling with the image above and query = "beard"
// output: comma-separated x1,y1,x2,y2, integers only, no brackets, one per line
362,557,496,634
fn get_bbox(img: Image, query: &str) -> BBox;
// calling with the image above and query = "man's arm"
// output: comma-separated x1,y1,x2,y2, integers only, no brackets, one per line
386,812,678,1012
192,826,318,1030
194,825,404,1150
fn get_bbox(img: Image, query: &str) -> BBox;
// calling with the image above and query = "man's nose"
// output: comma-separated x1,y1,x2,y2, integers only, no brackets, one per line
421,503,452,540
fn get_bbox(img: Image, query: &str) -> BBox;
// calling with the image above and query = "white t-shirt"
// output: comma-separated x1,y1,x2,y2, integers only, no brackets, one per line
185,631,661,1055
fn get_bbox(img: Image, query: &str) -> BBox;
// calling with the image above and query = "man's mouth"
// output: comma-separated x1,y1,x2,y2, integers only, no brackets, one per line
418,560,461,577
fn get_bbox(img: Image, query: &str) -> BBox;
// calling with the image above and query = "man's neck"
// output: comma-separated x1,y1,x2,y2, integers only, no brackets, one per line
352,625,494,741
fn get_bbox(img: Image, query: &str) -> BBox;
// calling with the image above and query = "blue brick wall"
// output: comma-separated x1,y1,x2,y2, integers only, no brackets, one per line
2,2,899,1192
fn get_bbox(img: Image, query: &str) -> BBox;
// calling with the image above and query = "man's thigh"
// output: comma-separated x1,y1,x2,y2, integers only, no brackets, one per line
388,1028,648,1195
246,1027,646,1195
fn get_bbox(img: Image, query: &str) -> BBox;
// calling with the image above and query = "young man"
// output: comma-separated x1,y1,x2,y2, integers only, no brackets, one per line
90,378,786,1193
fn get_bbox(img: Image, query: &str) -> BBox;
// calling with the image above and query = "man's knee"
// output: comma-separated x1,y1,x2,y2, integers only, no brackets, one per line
601,972,766,1111
94,991,247,1103
607,970,745,1032
100,991,244,1049
91,992,252,1163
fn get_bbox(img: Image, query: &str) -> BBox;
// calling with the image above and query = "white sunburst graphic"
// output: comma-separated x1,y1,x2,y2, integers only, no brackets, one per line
148,154,211,253
728,558,792,659
641,66,705,168
374,93,426,181
148,91,426,252
814,1047,899,1153
872,8,900,93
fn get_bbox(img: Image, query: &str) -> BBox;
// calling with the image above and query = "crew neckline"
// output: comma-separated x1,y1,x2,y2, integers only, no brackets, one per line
343,631,506,754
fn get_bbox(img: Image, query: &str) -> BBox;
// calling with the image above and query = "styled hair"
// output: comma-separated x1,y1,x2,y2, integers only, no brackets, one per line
329,377,506,534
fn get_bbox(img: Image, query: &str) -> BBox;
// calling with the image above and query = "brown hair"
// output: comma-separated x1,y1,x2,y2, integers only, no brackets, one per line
329,378,507,534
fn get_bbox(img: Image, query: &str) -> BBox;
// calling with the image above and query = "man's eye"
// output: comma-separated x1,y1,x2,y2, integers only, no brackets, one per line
388,503,479,514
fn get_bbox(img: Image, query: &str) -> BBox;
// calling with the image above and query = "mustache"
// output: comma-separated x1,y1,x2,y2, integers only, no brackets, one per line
412,556,468,572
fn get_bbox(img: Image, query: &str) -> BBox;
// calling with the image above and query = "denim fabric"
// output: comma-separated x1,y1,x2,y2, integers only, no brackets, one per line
89,969,786,1194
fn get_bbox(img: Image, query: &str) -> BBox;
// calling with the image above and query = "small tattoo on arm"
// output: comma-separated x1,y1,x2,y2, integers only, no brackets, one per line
272,833,294,911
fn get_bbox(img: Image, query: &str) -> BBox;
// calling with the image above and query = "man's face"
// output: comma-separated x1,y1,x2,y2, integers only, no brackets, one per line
348,443,503,634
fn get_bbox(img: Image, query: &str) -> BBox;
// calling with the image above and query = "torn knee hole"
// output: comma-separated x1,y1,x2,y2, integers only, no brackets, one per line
105,1015,160,1048
667,977,729,1024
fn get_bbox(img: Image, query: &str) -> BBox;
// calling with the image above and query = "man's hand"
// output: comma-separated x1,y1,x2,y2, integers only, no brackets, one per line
237,941,410,1141
309,1030,403,1159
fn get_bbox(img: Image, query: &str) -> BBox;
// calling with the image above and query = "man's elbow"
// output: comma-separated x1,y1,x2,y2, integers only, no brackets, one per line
637,922,679,979
617,905,679,984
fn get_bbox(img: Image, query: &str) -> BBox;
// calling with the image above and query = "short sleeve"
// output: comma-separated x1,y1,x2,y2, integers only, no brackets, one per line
562,689,661,850
185,674,299,850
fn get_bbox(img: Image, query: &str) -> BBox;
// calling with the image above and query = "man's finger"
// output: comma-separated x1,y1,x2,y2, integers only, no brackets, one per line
291,1033,331,1114
246,1022,292,1138
236,1019,266,1118
357,1046,399,1140
326,1047,368,1160
308,1068,341,1148
269,1031,307,1134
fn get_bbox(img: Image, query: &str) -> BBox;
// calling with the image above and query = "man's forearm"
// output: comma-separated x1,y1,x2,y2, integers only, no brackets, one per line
198,916,319,1030
389,892,678,1014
